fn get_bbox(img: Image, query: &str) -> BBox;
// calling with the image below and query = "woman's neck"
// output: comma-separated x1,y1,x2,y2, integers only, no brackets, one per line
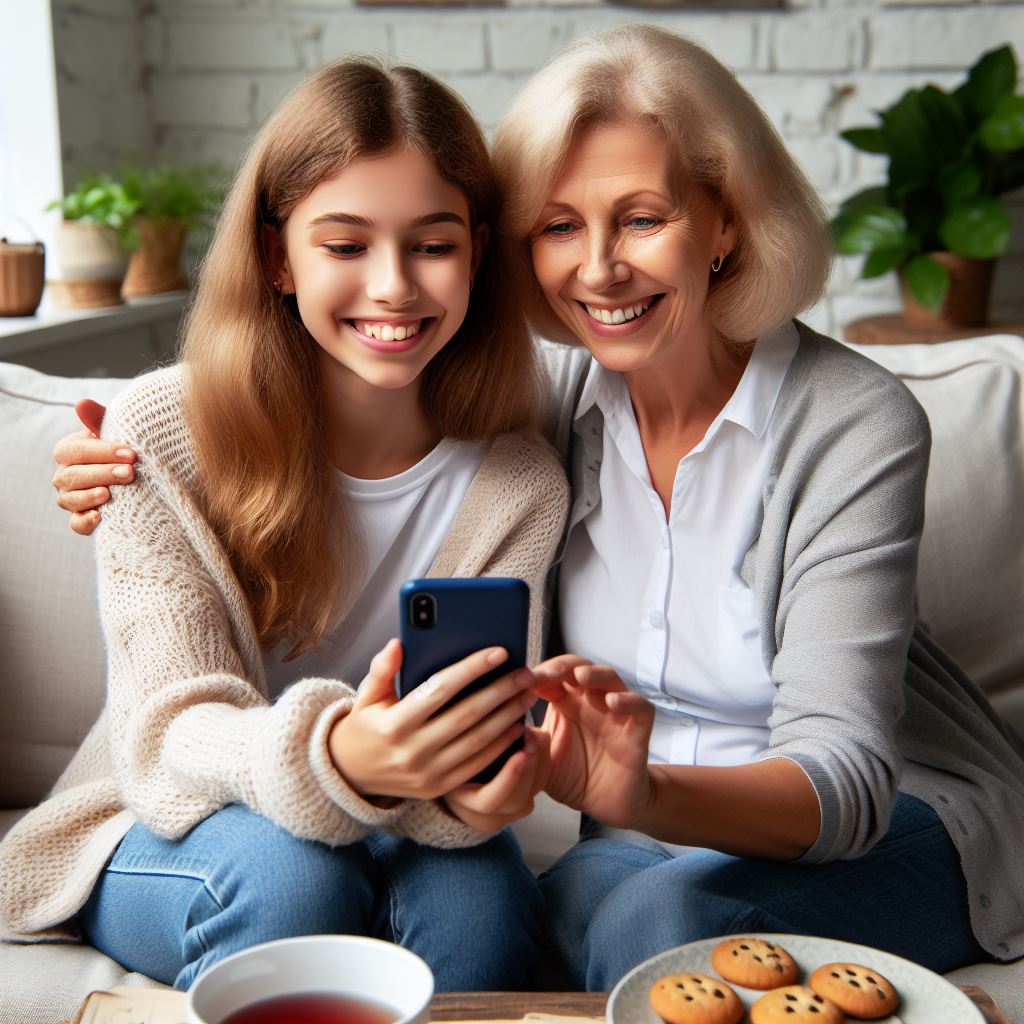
319,360,440,480
625,327,750,442
622,326,752,518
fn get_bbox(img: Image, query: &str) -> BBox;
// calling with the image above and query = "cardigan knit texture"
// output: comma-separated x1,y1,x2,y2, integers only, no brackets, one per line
0,366,569,941
540,321,1024,962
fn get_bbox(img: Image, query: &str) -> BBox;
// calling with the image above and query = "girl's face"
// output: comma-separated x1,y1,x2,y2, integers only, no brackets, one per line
279,146,483,394
530,122,736,375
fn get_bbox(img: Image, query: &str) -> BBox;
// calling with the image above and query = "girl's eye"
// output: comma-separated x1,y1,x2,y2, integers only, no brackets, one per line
417,242,456,256
324,242,364,256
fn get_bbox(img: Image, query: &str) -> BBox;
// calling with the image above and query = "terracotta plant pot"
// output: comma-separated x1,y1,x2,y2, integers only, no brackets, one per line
900,253,995,330
122,217,189,298
51,220,128,308
0,238,45,317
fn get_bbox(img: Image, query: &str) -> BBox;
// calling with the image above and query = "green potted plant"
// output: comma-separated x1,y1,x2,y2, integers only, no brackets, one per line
120,163,224,298
46,174,141,308
832,44,1024,329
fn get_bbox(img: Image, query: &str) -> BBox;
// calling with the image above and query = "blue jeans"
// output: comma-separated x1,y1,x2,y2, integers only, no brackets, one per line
79,804,543,992
539,793,989,991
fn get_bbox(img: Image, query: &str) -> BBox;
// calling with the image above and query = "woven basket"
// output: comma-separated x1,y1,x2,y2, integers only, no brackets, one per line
0,238,45,316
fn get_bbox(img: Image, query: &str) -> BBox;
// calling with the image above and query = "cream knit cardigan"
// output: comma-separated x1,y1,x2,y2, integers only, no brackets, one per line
0,367,569,941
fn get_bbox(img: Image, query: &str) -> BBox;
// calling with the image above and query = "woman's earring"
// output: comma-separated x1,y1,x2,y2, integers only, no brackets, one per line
711,255,723,273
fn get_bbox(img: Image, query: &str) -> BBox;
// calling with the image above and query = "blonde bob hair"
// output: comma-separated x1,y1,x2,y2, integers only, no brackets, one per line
181,58,539,657
492,24,832,346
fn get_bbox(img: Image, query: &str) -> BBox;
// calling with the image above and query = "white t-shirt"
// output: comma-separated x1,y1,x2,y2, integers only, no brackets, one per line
264,439,488,698
559,321,799,792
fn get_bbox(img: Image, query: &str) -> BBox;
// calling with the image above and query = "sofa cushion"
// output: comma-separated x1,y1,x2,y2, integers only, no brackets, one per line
852,335,1024,734
0,363,131,809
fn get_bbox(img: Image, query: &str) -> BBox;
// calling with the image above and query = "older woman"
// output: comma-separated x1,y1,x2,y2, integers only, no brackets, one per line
491,25,1024,989
52,25,1024,992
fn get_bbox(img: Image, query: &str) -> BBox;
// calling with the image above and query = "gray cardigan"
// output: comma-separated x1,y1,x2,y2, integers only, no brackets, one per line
539,321,1024,961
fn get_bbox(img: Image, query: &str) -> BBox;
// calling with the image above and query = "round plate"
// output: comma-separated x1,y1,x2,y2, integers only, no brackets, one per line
607,933,983,1023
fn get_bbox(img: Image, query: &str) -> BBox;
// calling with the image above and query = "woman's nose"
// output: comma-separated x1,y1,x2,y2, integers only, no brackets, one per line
577,235,629,292
366,249,418,307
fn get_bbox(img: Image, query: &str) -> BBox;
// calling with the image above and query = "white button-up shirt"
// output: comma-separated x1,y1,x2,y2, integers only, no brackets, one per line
559,323,800,793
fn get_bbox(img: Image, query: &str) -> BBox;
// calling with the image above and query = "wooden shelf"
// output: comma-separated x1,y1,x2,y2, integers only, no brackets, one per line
844,314,1024,346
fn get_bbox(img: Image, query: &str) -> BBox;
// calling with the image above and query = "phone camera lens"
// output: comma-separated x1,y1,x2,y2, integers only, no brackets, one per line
410,593,437,629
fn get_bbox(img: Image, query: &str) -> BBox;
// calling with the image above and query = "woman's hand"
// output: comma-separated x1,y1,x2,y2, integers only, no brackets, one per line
327,638,538,803
52,400,136,535
442,727,552,832
532,654,655,830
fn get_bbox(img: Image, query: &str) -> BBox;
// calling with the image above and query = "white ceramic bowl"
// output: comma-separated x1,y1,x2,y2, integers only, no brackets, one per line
185,934,434,1024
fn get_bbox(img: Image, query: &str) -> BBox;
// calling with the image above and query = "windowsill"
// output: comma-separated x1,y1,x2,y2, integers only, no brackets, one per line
0,290,189,358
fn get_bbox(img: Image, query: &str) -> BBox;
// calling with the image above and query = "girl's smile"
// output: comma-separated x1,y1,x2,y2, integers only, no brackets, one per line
278,146,483,396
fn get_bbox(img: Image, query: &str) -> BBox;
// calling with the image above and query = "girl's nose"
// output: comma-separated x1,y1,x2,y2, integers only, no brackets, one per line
366,249,418,307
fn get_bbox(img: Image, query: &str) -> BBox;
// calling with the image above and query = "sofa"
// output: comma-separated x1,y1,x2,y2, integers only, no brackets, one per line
1,333,1023,1023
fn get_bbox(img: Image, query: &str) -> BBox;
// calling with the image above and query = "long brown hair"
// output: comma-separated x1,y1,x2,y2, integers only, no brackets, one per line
180,59,540,658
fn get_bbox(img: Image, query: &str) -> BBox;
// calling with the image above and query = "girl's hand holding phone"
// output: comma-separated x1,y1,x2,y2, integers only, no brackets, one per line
442,726,552,832
327,638,538,805
531,654,656,830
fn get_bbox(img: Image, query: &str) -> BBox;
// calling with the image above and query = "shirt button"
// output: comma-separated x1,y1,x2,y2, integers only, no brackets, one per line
650,610,665,629
677,715,695,727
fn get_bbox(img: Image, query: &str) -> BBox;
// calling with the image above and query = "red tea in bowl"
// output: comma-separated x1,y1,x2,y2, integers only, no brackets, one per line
220,992,398,1024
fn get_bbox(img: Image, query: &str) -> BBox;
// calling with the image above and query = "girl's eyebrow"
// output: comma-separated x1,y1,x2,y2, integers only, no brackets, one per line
306,211,468,229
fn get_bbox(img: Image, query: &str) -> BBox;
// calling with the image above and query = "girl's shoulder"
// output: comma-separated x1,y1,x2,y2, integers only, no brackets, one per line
100,365,199,478
485,428,569,497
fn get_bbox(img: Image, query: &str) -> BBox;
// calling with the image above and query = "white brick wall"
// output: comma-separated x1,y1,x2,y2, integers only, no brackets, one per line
51,0,1024,334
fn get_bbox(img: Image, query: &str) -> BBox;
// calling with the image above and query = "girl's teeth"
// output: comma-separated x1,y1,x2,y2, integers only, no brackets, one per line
356,320,421,341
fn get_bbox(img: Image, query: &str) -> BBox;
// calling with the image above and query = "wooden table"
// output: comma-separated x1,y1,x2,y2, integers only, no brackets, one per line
429,985,1010,1022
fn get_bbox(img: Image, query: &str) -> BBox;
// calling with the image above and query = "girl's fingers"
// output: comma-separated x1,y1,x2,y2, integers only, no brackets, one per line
429,689,535,776
442,720,527,791
391,646,523,730
354,638,403,709
52,434,134,469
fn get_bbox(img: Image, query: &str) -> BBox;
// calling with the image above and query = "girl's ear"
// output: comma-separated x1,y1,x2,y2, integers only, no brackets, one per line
470,223,489,282
262,223,295,294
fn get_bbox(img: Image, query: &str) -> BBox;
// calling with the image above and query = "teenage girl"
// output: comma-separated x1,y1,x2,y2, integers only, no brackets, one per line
0,58,567,992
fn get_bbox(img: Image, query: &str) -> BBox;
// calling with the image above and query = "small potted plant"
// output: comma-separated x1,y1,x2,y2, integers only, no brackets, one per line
832,44,1024,330
47,174,140,308
120,163,224,298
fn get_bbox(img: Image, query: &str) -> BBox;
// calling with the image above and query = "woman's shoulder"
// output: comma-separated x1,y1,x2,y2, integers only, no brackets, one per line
783,320,930,443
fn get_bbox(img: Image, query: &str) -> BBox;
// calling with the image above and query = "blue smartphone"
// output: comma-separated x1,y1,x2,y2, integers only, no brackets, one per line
398,577,530,784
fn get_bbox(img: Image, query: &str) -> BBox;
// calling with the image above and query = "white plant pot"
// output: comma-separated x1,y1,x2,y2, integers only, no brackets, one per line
51,220,128,308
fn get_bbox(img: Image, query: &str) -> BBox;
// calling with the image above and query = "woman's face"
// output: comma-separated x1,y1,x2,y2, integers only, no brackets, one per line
279,145,484,395
530,123,736,374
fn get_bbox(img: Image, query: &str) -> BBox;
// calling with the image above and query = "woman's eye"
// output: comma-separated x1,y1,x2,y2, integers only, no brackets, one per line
417,242,456,256
324,242,364,256
627,216,661,230
544,222,576,237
